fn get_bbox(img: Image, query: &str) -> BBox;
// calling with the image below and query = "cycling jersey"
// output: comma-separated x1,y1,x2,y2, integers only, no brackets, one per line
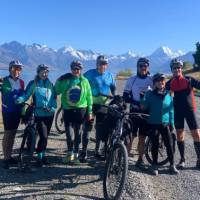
84,69,116,105
55,73,93,114
17,79,57,117
166,76,200,112
1,75,24,113
123,75,153,103
166,75,200,129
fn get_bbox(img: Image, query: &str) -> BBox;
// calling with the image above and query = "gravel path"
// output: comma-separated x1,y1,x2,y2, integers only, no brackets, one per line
0,81,200,200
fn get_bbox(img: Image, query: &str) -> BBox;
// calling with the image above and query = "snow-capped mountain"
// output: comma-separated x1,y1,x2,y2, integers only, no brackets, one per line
0,41,193,74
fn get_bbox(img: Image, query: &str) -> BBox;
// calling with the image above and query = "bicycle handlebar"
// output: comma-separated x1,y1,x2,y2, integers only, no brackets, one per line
21,102,50,112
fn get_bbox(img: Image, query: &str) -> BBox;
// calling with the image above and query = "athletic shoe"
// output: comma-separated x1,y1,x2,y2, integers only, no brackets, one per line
177,159,185,170
79,151,87,163
135,159,146,170
169,165,179,174
150,164,159,176
63,152,74,164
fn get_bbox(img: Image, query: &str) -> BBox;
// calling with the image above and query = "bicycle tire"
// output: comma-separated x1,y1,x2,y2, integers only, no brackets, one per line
18,126,36,168
55,107,65,134
145,136,169,166
103,142,128,200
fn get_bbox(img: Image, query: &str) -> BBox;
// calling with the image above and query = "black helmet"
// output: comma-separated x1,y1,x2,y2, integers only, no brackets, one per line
70,61,83,70
9,60,23,71
96,55,108,67
152,73,166,83
170,58,183,70
37,64,49,74
137,57,149,68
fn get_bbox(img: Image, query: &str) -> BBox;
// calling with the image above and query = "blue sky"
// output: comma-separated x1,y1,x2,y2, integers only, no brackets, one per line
0,0,199,55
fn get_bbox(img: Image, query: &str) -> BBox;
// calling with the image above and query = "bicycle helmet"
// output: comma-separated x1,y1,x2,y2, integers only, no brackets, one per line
37,64,49,74
152,73,166,83
9,60,23,71
96,55,108,67
137,57,149,68
170,58,183,70
70,61,83,70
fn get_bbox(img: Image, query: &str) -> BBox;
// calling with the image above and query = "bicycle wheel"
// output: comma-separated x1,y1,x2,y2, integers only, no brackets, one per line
18,126,36,169
103,142,128,200
55,107,65,134
145,135,169,166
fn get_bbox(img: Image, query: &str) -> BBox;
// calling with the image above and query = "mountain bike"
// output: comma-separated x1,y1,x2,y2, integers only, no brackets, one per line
55,107,65,134
18,103,44,170
102,96,148,200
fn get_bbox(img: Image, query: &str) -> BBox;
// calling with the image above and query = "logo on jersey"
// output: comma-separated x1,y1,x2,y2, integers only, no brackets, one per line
67,86,81,105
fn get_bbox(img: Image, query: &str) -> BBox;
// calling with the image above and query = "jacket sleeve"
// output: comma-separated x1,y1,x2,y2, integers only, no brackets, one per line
16,80,35,103
48,84,57,113
169,96,174,127
110,74,116,96
86,79,93,114
54,79,62,95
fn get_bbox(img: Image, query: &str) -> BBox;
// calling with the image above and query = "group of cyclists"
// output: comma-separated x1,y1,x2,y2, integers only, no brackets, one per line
1,55,200,176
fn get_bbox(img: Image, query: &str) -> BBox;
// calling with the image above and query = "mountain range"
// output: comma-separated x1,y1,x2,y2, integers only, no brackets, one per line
0,41,195,75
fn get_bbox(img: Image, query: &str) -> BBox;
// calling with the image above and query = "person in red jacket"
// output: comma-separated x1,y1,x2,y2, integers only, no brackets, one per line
166,59,200,169
1,60,25,169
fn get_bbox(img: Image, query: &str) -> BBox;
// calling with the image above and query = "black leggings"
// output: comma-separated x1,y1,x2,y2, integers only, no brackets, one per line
149,124,174,165
35,116,54,154
63,108,86,153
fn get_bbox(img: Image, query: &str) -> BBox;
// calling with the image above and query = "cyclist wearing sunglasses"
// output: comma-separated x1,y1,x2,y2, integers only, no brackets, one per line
1,60,25,169
81,55,116,162
166,58,200,169
55,61,93,164
123,57,153,169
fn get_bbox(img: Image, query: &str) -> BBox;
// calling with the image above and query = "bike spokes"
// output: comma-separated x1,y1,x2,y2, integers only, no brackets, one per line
103,143,128,200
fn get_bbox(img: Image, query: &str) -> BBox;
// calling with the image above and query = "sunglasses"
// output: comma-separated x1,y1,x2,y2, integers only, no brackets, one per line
155,78,165,82
72,68,81,71
139,64,148,68
172,66,181,70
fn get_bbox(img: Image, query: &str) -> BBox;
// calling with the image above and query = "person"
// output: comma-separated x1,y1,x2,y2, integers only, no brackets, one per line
123,57,153,169
55,61,93,164
16,64,57,167
141,73,179,175
1,60,25,169
166,59,200,169
80,55,116,162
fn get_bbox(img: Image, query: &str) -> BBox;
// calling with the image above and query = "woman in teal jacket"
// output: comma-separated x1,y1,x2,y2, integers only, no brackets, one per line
16,64,57,167
141,73,179,175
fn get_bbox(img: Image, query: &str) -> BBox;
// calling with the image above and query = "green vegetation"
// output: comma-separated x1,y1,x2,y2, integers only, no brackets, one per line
116,69,133,79
183,61,192,70
193,42,200,68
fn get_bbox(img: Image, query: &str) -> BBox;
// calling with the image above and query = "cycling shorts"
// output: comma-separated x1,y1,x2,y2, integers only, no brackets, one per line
130,116,149,136
174,109,199,130
2,111,21,130
63,108,86,124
